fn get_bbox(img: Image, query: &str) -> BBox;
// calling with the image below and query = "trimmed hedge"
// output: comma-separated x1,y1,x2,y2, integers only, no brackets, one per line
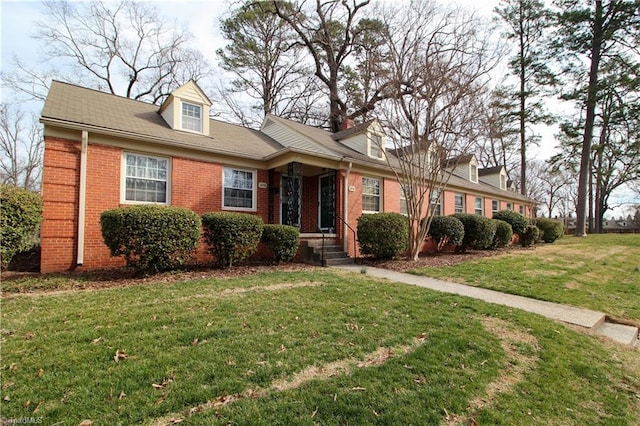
357,213,408,259
492,219,513,249
202,212,263,268
261,224,300,263
535,218,564,243
493,210,528,236
452,213,496,252
520,224,540,247
428,215,465,252
100,205,201,273
0,185,43,268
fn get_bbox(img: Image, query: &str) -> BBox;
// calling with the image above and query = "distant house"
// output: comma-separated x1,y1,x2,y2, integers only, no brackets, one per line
39,80,534,272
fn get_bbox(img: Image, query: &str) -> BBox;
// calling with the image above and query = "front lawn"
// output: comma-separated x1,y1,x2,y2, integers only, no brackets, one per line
1,269,639,425
410,234,640,325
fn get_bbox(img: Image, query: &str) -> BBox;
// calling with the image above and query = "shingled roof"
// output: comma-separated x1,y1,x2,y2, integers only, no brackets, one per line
41,81,284,160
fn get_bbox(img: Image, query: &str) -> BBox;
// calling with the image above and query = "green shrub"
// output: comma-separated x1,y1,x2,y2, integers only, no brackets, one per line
452,213,497,252
100,205,201,273
0,185,42,268
427,216,465,252
261,224,300,263
535,217,564,243
202,212,263,268
520,224,540,247
357,213,408,259
493,210,528,236
492,219,513,249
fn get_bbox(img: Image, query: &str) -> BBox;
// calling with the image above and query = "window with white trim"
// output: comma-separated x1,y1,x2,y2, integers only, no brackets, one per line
181,102,202,132
399,186,408,215
470,164,478,183
500,173,507,190
454,193,465,214
123,153,169,204
362,177,381,212
519,205,525,215
506,202,513,211
430,189,442,216
492,200,499,214
223,167,256,210
369,134,385,160
475,197,483,216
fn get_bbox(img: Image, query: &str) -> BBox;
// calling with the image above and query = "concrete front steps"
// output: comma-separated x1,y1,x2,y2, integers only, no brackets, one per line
595,321,640,347
302,241,354,267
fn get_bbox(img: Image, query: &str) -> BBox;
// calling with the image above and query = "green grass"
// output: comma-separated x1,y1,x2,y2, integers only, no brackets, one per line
410,234,640,325
2,269,639,425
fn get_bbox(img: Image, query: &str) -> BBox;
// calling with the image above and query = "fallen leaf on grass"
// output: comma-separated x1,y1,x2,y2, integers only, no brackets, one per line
152,383,165,389
311,407,318,418
351,387,366,391
119,391,126,400
36,368,44,377
78,420,93,426
9,363,18,371
91,337,103,344
2,382,14,389
190,338,199,346
3,395,10,402
113,350,128,362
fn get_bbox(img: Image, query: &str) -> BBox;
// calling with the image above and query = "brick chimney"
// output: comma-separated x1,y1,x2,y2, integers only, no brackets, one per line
340,118,355,130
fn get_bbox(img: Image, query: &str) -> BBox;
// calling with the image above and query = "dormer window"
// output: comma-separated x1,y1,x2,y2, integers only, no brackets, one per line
181,102,202,133
470,163,478,183
500,173,506,190
369,134,385,160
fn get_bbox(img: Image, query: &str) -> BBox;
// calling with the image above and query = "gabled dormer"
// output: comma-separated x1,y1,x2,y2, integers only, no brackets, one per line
447,154,478,182
332,119,386,160
479,165,508,190
158,80,212,136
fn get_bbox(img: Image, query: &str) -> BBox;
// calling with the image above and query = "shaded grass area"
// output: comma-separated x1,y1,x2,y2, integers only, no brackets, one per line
1,270,639,425
410,234,640,325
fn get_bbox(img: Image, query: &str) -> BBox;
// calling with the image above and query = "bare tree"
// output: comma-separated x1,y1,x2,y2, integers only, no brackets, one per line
2,0,211,104
0,104,43,192
378,3,502,260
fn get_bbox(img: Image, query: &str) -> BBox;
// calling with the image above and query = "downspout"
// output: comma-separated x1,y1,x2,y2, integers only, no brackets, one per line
77,130,88,266
343,162,352,254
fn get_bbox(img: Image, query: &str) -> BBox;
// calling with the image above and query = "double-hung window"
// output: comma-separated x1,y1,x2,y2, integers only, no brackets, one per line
475,197,483,216
454,193,465,214
430,189,441,216
369,134,384,160
182,102,202,132
123,153,169,204
492,200,499,214
223,167,255,210
362,177,381,212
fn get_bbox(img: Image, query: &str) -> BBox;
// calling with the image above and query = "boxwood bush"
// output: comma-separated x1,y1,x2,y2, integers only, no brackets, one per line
427,215,465,252
452,213,497,252
520,224,540,247
492,219,513,249
261,224,300,263
100,205,201,273
0,185,43,268
202,212,263,268
493,210,528,236
357,213,408,259
535,217,564,243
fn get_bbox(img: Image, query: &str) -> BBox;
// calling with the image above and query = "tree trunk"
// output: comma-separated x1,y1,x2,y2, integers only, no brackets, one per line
575,0,603,237
519,22,527,196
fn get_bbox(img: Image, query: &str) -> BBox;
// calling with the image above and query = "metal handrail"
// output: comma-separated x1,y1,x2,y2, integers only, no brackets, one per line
335,212,357,263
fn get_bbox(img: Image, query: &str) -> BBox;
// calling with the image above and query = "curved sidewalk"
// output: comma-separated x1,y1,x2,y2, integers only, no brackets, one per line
335,265,639,347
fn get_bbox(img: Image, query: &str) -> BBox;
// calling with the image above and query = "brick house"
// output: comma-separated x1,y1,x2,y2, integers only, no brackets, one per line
39,80,534,272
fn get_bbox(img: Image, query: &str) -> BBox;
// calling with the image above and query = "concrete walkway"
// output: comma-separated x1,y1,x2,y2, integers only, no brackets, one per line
335,265,639,347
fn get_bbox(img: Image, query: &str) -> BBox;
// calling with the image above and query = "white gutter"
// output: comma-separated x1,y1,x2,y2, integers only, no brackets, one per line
343,162,353,254
77,130,88,266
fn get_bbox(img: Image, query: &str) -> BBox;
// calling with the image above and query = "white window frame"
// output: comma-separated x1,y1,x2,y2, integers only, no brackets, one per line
492,200,499,214
500,173,507,190
222,167,257,211
121,152,170,205
181,101,203,133
475,196,483,216
430,189,442,216
506,202,513,211
399,185,408,216
368,133,385,160
519,205,525,215
454,193,465,214
362,177,382,213
470,163,478,183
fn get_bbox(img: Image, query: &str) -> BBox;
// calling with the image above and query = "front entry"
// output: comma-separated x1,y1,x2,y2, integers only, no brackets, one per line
281,175,301,228
319,174,335,232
